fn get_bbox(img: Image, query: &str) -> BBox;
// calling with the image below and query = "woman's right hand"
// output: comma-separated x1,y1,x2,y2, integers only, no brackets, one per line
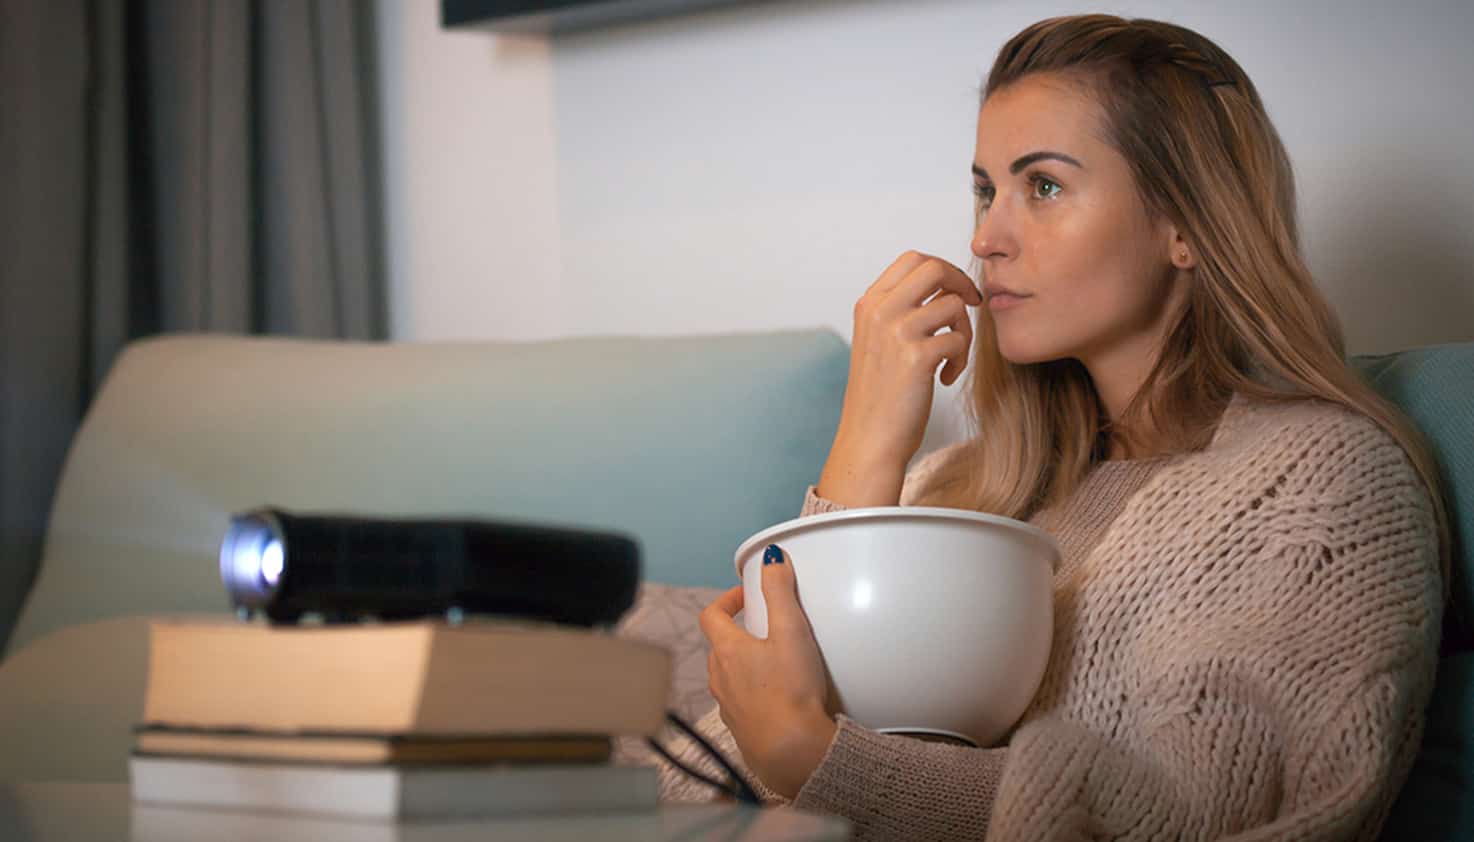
817,251,982,508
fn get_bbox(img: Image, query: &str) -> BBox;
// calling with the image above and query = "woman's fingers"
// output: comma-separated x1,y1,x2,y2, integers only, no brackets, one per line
893,254,982,311
864,250,932,297
902,293,974,383
925,330,973,385
698,586,745,647
860,253,978,332
946,295,975,384
903,291,970,338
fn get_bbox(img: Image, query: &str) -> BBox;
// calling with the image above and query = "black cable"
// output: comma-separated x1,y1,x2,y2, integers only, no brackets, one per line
647,710,762,805
645,734,732,794
665,712,762,805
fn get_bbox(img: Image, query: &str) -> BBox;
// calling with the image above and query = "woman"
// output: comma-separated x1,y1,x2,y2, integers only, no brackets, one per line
661,14,1450,841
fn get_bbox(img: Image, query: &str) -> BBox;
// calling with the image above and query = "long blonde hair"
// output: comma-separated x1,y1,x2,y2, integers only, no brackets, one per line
912,14,1451,580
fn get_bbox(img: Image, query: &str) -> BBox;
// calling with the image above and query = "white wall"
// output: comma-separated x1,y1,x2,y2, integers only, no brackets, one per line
376,0,563,341
378,0,1474,452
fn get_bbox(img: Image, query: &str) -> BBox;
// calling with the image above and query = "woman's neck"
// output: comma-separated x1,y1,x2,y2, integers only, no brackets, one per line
1085,343,1159,427
1087,351,1162,461
1099,389,1235,462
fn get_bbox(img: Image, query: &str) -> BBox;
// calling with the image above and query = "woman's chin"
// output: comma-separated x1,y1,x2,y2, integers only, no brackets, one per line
995,340,1066,367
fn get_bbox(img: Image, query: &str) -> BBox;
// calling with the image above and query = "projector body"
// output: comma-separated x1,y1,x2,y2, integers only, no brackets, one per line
220,509,641,628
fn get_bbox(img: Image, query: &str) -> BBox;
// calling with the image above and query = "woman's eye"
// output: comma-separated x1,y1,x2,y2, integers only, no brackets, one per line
1032,177,1062,199
972,183,995,207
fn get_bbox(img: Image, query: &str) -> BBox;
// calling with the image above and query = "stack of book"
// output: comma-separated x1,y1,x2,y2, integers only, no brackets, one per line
129,618,672,821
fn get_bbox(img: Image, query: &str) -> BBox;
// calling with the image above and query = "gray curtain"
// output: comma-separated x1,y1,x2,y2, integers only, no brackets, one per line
0,0,387,650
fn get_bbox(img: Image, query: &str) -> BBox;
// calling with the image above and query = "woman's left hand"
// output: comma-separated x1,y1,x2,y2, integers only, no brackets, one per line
698,543,838,800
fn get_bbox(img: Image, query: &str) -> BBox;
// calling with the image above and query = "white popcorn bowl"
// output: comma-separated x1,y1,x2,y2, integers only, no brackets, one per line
734,506,1059,747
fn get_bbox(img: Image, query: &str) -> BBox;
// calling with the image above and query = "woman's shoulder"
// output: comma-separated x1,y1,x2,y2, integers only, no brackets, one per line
1199,392,1424,500
1175,394,1442,653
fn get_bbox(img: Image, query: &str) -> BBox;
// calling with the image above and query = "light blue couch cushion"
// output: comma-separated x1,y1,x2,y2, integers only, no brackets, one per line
5,330,850,655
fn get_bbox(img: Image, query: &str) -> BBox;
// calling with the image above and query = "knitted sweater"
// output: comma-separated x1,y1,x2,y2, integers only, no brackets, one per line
658,392,1443,841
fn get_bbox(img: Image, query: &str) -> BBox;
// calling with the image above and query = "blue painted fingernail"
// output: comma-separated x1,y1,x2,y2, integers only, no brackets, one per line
763,544,784,566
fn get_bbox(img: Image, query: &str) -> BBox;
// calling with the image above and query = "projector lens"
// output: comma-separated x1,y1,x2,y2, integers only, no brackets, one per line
219,510,286,609
260,538,285,587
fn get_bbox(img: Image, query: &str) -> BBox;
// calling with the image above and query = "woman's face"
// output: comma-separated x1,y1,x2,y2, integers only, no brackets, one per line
971,72,1188,369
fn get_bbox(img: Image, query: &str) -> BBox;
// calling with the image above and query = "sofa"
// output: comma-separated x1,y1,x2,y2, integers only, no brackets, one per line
0,330,1468,838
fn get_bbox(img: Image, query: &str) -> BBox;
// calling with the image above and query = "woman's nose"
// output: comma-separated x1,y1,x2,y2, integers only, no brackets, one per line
971,204,1016,262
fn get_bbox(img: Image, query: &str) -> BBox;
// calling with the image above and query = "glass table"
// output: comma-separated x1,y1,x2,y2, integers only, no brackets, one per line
0,782,852,842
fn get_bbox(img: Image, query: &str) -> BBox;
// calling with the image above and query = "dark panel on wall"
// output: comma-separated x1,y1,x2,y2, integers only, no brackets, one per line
442,0,757,33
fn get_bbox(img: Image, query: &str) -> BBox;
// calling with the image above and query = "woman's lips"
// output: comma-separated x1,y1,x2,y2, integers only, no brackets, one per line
987,292,1030,312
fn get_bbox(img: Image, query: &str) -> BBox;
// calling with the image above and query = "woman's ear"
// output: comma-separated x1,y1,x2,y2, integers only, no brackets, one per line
1168,227,1196,271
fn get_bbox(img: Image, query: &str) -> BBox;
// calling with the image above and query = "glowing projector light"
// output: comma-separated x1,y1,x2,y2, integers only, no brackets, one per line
259,538,285,587
219,509,642,627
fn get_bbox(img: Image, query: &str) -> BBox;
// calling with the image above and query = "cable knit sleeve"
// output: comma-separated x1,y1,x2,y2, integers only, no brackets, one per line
661,659,1011,840
983,415,1443,842
791,715,1008,838
800,485,849,516
801,441,968,516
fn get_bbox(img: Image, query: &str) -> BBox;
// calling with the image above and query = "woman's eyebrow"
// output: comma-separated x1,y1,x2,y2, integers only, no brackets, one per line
1010,151,1083,173
971,151,1084,180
